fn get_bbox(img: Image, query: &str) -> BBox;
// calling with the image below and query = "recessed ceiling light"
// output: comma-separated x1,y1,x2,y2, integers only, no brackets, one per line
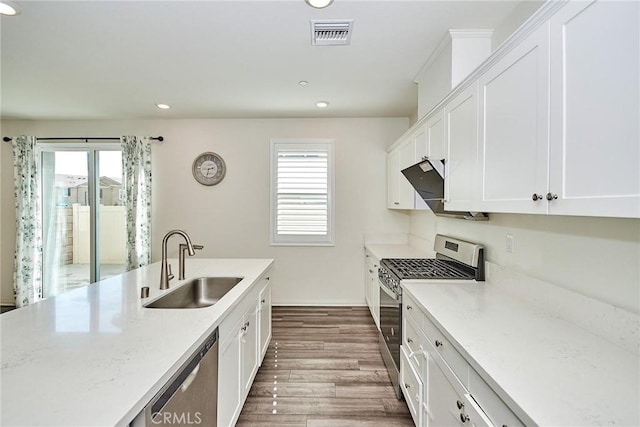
316,101,329,108
305,0,334,9
298,80,309,86
0,1,19,16
155,103,171,110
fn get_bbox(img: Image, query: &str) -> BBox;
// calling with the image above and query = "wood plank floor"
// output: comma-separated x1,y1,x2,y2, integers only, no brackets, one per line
236,306,414,427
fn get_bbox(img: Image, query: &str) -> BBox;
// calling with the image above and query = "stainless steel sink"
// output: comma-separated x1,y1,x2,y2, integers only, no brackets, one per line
145,277,243,309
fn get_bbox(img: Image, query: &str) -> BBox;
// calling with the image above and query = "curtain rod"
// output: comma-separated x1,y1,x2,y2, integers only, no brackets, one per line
2,136,164,142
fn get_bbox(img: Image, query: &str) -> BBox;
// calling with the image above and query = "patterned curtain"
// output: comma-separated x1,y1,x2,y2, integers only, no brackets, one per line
13,136,43,307
121,136,152,270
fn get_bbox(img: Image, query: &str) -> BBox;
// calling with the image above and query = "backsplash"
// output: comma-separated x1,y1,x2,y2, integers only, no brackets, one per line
409,210,640,314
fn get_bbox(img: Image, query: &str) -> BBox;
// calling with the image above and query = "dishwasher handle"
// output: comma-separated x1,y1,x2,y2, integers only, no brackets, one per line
180,363,200,392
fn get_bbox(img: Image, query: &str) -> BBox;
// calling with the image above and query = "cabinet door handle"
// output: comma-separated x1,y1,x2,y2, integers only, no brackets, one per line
404,383,411,389
460,413,470,423
394,202,400,205
546,192,558,201
435,340,443,348
261,299,266,304
369,269,373,273
532,193,543,201
407,337,413,344
457,400,464,409
406,305,412,310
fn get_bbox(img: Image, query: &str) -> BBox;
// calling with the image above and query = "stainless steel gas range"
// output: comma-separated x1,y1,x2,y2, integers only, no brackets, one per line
378,234,485,399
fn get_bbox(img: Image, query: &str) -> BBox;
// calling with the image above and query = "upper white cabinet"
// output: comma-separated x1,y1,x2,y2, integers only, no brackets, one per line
416,108,446,162
389,0,639,219
548,0,640,218
477,24,550,214
444,82,480,212
387,136,427,210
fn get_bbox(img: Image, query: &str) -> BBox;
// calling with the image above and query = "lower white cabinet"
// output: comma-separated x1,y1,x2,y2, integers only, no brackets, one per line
218,316,243,427
401,291,522,427
364,250,380,328
218,271,272,427
258,278,272,359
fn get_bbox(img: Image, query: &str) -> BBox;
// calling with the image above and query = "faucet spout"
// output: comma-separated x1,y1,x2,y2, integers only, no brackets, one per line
160,230,195,290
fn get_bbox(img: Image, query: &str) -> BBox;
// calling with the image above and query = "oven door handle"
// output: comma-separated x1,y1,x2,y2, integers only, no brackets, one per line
379,280,401,301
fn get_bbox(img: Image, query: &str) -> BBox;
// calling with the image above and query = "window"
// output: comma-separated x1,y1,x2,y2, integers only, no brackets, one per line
270,139,334,246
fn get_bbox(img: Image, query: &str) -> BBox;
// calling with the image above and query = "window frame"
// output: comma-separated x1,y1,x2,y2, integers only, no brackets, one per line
269,138,335,246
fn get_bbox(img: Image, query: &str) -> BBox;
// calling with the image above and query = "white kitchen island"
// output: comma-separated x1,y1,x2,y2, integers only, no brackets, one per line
0,258,273,427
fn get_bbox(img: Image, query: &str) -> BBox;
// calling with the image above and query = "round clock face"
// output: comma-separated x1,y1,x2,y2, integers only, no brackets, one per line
192,152,226,186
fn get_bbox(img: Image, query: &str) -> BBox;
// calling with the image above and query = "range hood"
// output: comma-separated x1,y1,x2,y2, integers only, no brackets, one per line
401,159,488,221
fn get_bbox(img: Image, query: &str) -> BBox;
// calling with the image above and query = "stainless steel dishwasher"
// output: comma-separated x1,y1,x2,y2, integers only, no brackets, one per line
143,328,218,426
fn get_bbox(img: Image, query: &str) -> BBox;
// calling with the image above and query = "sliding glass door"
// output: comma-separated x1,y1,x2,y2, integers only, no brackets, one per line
41,145,125,298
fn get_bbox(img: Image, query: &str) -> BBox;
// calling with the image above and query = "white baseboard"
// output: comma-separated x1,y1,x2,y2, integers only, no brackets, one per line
272,302,367,307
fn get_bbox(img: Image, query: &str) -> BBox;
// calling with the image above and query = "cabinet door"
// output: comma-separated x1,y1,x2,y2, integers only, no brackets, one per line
478,24,550,214
387,149,401,208
549,0,640,218
425,350,465,427
427,109,446,161
364,252,380,328
241,307,259,397
258,279,272,360
218,319,242,427
398,139,418,209
445,82,480,212
400,346,424,427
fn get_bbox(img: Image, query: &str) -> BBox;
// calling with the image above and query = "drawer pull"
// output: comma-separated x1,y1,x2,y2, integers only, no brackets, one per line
435,340,443,348
456,400,464,410
404,383,410,389
407,337,413,344
406,305,413,310
369,269,373,273
460,413,470,423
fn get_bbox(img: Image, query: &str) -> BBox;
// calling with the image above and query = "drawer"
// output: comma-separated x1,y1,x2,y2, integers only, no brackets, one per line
403,291,427,329
400,345,424,427
422,313,469,387
469,368,524,427
402,314,427,380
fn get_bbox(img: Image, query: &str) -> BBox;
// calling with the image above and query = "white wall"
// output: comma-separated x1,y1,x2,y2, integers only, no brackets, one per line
0,118,410,306
410,211,640,314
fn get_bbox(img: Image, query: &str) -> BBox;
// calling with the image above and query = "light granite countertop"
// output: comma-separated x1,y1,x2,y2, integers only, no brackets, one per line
0,258,273,427
402,278,640,426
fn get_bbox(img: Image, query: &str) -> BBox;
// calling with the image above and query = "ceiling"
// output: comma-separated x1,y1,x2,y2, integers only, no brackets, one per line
1,0,524,120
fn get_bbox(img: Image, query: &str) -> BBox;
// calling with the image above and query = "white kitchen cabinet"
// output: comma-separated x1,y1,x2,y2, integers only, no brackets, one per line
258,278,272,359
218,316,243,427
218,270,272,427
477,24,550,214
416,108,446,162
364,249,380,328
445,82,480,212
548,0,640,218
241,305,259,397
401,290,523,427
387,137,424,210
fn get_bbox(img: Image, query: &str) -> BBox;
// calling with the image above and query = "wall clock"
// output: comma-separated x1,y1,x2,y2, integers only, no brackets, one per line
192,152,226,186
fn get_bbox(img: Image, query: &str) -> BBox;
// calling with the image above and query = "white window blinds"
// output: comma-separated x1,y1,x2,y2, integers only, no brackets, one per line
270,139,334,245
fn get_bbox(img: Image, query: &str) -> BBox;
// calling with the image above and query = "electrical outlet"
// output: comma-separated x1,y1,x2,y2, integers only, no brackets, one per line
506,234,515,253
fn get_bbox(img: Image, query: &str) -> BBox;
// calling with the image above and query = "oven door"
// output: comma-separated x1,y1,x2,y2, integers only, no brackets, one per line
378,280,402,398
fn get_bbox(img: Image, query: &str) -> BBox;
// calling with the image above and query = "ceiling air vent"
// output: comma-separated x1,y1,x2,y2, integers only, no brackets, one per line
311,19,354,46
